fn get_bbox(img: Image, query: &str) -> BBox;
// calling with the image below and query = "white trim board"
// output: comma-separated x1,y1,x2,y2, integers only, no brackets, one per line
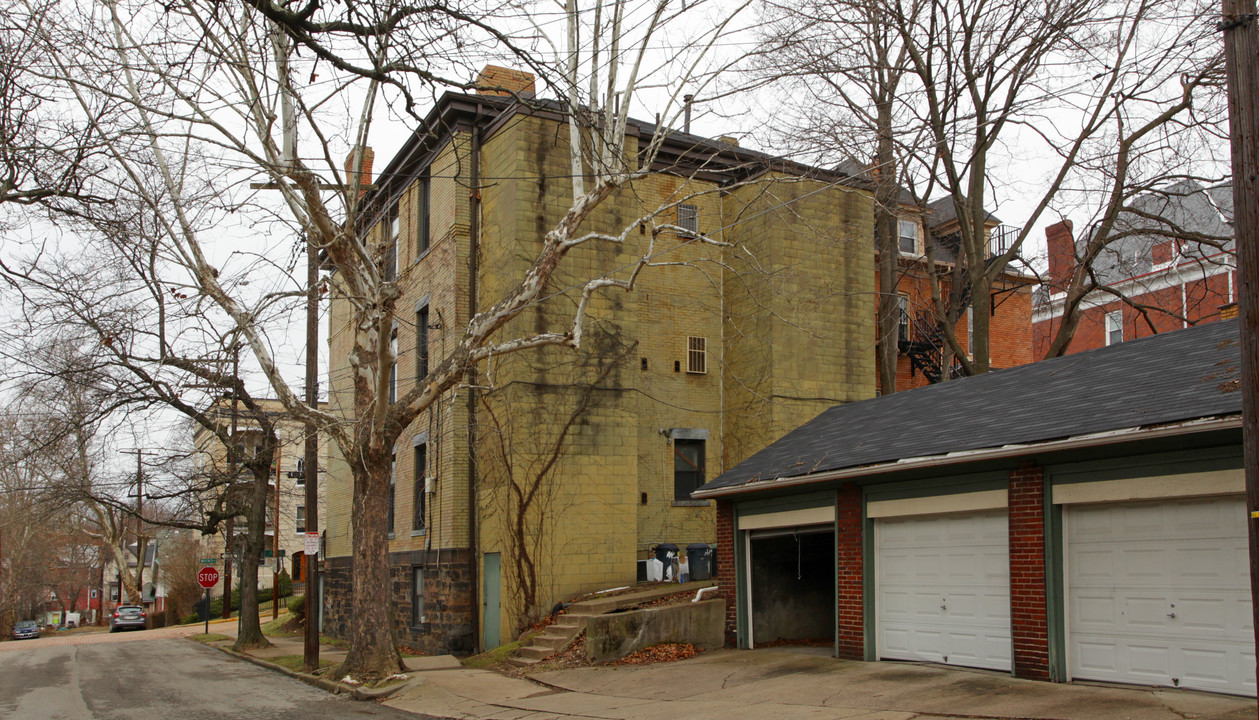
867,489,1007,519
738,506,835,530
1053,468,1242,505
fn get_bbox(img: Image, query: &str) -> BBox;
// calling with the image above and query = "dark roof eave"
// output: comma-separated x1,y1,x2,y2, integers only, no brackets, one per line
692,414,1242,499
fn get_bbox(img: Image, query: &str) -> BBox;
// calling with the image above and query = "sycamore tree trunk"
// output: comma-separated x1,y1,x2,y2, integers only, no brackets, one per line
337,453,402,680
233,465,273,651
874,98,900,395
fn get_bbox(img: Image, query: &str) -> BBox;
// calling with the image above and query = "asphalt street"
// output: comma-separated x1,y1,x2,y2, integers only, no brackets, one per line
0,637,429,720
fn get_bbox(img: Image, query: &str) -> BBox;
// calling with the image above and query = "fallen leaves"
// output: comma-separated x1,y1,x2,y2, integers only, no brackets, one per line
607,643,699,666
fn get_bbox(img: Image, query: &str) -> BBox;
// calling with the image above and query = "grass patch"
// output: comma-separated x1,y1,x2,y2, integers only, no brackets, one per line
261,614,298,638
319,634,350,649
190,633,232,643
268,654,335,672
462,631,539,668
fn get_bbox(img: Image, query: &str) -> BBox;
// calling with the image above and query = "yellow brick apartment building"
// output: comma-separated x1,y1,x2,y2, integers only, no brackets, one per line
322,68,878,653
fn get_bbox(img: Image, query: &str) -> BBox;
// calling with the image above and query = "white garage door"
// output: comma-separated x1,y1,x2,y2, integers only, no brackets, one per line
1066,496,1255,696
876,510,1011,671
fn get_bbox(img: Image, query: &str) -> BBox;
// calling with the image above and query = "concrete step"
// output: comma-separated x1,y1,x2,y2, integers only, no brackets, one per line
531,633,570,650
519,644,555,660
506,655,538,668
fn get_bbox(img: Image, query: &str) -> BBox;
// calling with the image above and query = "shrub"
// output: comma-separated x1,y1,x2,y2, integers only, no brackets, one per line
287,594,305,622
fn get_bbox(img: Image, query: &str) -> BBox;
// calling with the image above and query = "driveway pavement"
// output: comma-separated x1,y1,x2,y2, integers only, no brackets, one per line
383,648,1256,720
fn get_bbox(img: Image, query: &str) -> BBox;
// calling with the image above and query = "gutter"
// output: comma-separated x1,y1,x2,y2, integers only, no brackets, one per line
692,415,1241,499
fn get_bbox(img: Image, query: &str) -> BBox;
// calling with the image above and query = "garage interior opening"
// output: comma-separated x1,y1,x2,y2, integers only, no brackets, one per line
750,527,835,647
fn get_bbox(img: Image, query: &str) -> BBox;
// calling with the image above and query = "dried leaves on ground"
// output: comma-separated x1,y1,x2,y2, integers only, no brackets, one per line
607,643,699,665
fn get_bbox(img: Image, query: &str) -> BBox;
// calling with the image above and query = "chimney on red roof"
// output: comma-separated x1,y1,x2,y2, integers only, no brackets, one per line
476,65,536,97
1045,220,1075,286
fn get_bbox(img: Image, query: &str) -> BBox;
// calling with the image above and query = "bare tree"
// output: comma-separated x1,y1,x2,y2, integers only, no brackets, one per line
3,0,754,681
755,0,1226,377
885,0,1226,373
478,331,633,631
753,0,921,393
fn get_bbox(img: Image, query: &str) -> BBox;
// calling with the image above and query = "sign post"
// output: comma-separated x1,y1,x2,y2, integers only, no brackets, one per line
198,566,221,635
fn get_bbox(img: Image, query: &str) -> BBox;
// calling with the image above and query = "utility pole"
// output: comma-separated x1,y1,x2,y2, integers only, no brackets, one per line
303,236,321,671
273,446,281,620
1221,0,1259,695
121,448,150,604
223,342,240,619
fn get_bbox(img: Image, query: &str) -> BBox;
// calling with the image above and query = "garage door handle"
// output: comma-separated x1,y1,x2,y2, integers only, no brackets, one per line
1166,612,1176,619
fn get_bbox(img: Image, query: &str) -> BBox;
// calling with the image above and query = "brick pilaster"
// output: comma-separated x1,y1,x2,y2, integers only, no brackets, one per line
1009,464,1050,680
715,499,737,646
836,483,864,660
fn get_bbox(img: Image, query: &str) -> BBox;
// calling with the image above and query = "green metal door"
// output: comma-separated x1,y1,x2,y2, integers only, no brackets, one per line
482,552,501,651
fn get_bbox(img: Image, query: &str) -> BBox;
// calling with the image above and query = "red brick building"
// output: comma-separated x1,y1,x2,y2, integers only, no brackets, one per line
879,197,1035,393
1032,181,1235,356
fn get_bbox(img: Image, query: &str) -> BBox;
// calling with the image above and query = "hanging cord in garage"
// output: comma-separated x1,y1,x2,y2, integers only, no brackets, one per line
795,530,802,580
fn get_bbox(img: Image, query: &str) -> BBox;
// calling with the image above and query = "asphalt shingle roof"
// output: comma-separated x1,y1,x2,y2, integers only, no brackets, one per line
700,320,1242,493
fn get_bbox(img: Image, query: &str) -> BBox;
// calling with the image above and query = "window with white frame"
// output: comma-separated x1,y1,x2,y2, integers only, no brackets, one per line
296,505,306,534
898,219,919,255
1105,310,1123,346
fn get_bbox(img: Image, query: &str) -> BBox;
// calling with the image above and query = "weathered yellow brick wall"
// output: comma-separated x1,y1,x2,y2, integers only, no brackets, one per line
721,175,876,467
325,108,877,644
386,134,473,555
324,272,356,559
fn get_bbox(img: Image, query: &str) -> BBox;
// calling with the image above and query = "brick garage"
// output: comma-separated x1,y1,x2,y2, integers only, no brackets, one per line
697,321,1249,695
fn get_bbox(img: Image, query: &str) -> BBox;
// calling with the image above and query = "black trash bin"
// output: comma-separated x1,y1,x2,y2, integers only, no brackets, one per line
686,543,713,581
654,543,679,581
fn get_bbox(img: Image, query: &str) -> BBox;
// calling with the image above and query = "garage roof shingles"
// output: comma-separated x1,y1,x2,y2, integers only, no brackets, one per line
702,319,1241,493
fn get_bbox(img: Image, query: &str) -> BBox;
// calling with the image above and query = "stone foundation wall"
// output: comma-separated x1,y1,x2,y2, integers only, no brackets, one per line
320,547,475,655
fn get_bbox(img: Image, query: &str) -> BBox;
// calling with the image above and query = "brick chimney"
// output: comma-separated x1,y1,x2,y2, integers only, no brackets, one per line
1045,220,1075,285
475,65,536,97
343,146,374,196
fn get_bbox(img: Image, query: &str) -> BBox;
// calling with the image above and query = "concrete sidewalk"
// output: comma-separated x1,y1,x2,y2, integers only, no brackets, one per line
207,619,1253,719
382,648,1255,720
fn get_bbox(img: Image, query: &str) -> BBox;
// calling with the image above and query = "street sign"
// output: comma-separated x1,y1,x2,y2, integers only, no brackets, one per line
199,558,217,565
304,532,320,555
198,566,221,589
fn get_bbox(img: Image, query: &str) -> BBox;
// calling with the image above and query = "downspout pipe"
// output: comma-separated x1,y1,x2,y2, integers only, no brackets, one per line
467,106,483,651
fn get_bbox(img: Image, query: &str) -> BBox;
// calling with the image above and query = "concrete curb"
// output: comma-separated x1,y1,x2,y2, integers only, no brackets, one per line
190,638,362,698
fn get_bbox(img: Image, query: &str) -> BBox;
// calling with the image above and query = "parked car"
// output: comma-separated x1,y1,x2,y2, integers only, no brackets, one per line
11,620,39,640
109,605,147,632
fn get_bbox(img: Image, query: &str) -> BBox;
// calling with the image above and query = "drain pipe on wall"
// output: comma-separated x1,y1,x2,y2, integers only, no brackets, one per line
693,585,717,603
467,106,483,650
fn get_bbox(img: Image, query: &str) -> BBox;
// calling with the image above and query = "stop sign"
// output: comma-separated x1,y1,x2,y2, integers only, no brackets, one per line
198,566,220,589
